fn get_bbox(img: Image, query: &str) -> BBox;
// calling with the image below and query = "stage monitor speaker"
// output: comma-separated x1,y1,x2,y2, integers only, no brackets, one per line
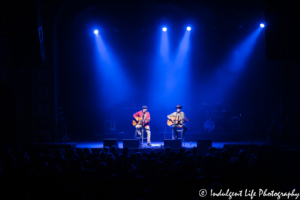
164,139,181,148
103,138,118,148
123,139,139,149
197,140,212,155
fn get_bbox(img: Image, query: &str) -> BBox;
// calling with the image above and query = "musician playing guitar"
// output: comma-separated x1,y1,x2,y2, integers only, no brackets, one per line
167,105,188,139
133,106,151,146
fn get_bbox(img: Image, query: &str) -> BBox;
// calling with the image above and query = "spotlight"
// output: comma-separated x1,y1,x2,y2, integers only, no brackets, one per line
260,23,265,28
187,26,191,31
162,27,167,32
94,30,99,34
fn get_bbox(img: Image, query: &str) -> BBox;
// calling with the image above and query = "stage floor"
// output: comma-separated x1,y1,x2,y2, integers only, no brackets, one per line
75,140,267,149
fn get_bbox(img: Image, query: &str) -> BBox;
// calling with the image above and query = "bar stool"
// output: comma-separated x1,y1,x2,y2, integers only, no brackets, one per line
172,127,184,146
134,127,147,145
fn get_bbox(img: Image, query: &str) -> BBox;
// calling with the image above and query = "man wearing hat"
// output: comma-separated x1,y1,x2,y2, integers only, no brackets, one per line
167,105,188,139
133,106,151,146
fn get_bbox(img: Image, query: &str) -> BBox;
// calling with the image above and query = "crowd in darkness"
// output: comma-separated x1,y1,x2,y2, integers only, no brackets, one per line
0,144,296,200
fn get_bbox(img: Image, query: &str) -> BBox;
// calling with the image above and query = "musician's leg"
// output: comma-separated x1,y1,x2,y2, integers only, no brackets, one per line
172,125,178,139
182,125,188,138
145,126,151,144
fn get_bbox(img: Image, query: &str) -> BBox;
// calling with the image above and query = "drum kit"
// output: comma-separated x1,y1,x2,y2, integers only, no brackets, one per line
198,103,236,133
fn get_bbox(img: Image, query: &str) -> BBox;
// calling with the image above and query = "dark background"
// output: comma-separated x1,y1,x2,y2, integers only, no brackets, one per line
57,0,274,138
0,0,299,144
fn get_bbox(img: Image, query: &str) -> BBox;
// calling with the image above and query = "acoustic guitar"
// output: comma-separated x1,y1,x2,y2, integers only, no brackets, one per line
132,117,143,126
167,116,190,126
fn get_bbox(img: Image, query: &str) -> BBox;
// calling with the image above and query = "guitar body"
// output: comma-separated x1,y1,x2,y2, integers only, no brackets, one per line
167,116,190,126
132,117,142,126
167,116,176,126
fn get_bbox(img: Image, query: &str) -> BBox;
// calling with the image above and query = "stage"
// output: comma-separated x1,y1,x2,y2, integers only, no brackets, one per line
24,131,297,155
64,131,269,153
85,131,261,142
22,137,300,155
75,140,266,149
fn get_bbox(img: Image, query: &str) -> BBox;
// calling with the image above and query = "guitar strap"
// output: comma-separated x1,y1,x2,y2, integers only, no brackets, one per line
176,113,180,125
142,112,147,125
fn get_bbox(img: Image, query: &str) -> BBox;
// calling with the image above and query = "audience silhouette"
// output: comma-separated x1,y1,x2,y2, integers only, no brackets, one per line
0,144,297,200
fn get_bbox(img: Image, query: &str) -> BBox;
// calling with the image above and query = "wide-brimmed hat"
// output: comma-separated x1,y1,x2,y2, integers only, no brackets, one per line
142,106,147,109
175,105,182,109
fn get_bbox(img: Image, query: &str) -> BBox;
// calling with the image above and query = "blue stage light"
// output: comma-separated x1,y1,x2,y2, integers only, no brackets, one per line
94,30,99,34
187,27,191,31
162,27,167,32
260,23,265,28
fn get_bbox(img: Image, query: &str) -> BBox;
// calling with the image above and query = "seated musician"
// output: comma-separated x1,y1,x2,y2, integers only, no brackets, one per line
167,105,188,139
133,106,151,146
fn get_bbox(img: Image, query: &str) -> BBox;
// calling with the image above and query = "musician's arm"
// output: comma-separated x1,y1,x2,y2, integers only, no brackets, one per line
133,111,140,121
167,112,176,119
181,112,187,122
